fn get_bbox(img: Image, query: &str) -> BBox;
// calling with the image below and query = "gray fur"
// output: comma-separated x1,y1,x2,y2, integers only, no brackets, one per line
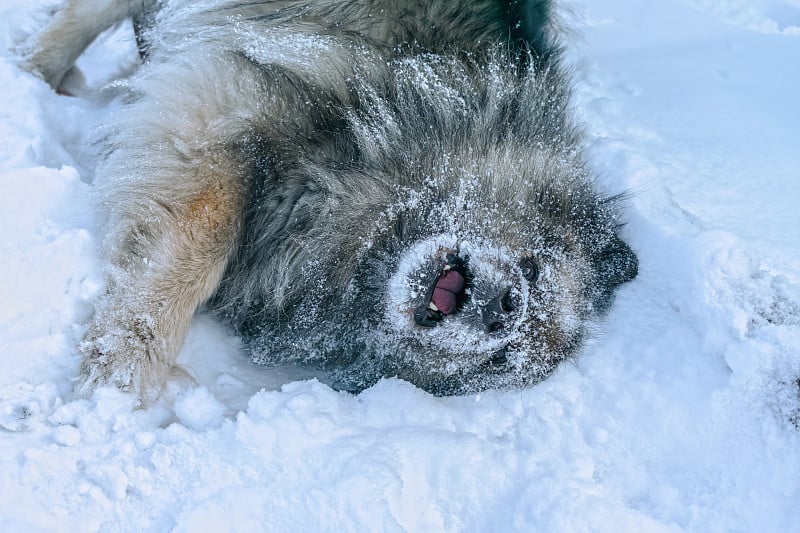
24,0,637,400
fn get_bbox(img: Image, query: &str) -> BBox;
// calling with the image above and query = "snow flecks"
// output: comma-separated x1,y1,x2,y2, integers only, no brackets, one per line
236,26,338,74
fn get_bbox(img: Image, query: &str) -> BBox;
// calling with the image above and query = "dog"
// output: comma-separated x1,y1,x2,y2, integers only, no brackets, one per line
23,0,637,401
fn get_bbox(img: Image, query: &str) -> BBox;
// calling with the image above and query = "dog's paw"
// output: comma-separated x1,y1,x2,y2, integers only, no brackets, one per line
19,44,68,91
20,37,87,95
78,312,169,404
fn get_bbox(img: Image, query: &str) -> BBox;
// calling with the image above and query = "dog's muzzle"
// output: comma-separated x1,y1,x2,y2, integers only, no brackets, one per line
385,235,527,362
412,251,519,338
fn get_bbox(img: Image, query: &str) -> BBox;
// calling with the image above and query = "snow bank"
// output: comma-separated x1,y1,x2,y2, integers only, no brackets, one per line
1,1,798,531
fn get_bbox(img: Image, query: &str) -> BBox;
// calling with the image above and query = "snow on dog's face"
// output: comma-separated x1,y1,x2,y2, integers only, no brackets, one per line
384,234,589,376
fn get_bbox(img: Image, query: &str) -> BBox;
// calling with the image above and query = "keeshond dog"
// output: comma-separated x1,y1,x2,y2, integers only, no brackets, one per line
24,0,637,401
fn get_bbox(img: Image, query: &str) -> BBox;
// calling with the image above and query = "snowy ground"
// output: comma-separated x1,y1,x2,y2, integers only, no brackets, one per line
1,0,799,531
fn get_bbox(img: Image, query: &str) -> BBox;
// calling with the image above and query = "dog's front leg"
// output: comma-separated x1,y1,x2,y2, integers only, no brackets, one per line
80,158,247,403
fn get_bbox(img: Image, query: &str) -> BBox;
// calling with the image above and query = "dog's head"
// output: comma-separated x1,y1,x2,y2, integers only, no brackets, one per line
325,165,637,394
242,51,637,394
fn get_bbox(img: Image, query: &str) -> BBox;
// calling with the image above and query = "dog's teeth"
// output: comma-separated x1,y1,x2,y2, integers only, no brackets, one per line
443,264,451,271
428,302,439,311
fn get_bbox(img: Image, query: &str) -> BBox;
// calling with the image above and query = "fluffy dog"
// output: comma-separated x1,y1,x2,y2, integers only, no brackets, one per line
24,0,637,400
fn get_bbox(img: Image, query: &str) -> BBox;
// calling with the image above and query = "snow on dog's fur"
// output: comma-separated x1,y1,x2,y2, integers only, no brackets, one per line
23,0,637,401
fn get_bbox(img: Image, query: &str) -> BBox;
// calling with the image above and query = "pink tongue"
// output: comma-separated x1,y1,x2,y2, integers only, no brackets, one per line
431,270,465,315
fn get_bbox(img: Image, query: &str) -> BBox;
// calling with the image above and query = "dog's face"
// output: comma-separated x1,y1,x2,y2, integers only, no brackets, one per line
235,54,638,395
266,161,638,394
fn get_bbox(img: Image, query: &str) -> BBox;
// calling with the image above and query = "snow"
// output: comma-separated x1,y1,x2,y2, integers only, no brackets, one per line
1,1,799,531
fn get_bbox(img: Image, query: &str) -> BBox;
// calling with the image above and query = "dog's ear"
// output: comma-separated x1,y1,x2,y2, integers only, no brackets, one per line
594,235,638,289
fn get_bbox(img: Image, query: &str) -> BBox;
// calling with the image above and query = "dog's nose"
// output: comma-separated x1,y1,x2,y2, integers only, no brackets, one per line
482,289,515,332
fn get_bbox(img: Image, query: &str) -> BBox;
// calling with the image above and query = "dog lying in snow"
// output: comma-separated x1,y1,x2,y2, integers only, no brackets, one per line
23,0,637,401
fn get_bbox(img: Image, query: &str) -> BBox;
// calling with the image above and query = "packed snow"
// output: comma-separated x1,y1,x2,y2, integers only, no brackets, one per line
1,0,799,531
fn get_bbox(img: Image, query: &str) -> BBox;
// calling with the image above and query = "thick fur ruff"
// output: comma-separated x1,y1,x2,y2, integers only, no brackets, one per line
24,0,637,401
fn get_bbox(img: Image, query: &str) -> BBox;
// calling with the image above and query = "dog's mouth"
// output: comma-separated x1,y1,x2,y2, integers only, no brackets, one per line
413,253,471,327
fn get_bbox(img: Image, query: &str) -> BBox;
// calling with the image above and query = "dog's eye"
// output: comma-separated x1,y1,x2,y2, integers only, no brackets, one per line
520,258,539,282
